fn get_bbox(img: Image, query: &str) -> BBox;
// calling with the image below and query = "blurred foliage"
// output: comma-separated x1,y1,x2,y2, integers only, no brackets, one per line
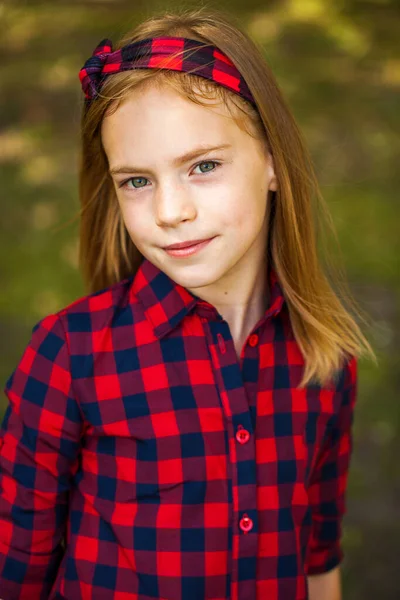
0,0,399,597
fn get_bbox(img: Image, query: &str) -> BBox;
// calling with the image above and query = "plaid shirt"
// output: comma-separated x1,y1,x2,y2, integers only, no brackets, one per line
0,257,357,600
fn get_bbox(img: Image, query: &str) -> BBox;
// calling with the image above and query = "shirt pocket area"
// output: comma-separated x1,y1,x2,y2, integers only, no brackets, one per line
77,387,228,504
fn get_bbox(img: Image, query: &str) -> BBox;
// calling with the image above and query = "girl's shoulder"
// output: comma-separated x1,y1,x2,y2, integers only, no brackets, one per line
57,275,135,319
4,276,139,398
30,275,138,349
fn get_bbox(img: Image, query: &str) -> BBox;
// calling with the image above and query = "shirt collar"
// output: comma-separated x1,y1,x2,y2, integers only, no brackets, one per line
130,257,286,339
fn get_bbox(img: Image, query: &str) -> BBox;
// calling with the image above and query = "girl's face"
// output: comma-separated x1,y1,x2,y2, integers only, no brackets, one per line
101,84,277,298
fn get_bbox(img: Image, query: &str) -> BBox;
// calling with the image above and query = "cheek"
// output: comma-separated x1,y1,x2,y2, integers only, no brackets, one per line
118,202,150,242
213,188,247,225
218,191,266,235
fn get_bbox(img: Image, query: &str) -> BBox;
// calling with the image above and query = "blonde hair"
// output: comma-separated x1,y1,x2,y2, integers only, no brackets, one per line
73,6,377,388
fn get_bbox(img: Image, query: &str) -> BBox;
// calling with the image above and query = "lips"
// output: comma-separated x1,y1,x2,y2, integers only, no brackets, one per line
163,237,216,258
164,237,214,250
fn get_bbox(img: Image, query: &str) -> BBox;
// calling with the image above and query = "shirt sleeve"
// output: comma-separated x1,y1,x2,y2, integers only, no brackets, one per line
305,355,358,575
0,313,84,599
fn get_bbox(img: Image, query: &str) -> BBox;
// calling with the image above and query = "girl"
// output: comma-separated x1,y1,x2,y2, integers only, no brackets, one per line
0,6,376,600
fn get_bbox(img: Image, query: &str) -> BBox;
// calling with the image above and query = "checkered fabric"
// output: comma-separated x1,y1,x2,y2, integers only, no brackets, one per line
78,36,256,107
0,257,357,599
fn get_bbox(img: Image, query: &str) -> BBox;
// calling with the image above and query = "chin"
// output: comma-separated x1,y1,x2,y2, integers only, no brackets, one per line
166,265,220,288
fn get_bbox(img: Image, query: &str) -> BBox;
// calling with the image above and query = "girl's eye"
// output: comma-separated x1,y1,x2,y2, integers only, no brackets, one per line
193,160,220,175
119,160,221,191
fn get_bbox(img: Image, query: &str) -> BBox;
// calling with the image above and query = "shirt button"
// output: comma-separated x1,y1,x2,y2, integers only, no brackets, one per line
236,426,250,444
239,514,253,533
248,334,258,347
200,317,207,323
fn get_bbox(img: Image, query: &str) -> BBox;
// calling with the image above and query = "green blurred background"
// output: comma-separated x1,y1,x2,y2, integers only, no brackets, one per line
1,0,399,597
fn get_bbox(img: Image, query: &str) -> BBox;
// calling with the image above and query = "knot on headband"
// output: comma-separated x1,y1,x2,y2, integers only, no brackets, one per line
78,36,256,107
79,38,113,99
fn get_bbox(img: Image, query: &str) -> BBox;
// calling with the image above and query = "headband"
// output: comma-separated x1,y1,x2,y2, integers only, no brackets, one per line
78,36,256,108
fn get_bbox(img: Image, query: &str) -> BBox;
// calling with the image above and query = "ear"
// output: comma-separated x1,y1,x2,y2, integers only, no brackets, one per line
267,153,278,192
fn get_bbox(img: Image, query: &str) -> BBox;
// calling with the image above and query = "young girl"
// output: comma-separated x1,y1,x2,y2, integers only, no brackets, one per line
0,7,376,600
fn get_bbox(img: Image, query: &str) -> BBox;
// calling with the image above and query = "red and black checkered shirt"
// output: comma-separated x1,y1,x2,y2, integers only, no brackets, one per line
0,256,357,600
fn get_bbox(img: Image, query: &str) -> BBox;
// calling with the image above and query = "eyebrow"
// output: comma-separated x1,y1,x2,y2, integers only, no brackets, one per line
109,144,232,176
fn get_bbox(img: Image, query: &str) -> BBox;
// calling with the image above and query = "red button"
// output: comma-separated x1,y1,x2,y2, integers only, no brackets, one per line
236,426,250,444
200,317,207,323
248,334,258,347
239,514,253,533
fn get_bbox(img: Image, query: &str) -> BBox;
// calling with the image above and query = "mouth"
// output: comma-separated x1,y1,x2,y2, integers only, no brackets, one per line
163,237,215,250
163,236,216,257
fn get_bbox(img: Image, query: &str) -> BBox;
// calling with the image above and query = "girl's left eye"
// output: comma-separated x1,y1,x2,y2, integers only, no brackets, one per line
119,160,221,192
193,160,221,175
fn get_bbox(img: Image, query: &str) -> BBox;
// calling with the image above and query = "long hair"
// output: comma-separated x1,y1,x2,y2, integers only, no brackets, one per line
75,6,377,388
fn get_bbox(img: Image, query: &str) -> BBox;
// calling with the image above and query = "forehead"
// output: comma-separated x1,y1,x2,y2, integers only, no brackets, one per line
101,82,250,145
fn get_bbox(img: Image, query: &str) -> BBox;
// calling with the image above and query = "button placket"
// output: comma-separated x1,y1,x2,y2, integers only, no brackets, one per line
204,317,258,591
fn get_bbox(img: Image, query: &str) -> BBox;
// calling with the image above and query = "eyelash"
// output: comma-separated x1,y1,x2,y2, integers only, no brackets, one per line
118,160,222,192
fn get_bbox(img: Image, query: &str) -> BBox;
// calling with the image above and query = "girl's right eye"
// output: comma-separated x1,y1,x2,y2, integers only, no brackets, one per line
120,177,148,191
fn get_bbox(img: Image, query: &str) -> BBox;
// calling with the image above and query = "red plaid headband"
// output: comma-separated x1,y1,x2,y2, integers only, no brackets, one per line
78,36,256,107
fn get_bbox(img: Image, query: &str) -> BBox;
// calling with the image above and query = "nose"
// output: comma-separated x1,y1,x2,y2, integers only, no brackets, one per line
154,181,197,227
